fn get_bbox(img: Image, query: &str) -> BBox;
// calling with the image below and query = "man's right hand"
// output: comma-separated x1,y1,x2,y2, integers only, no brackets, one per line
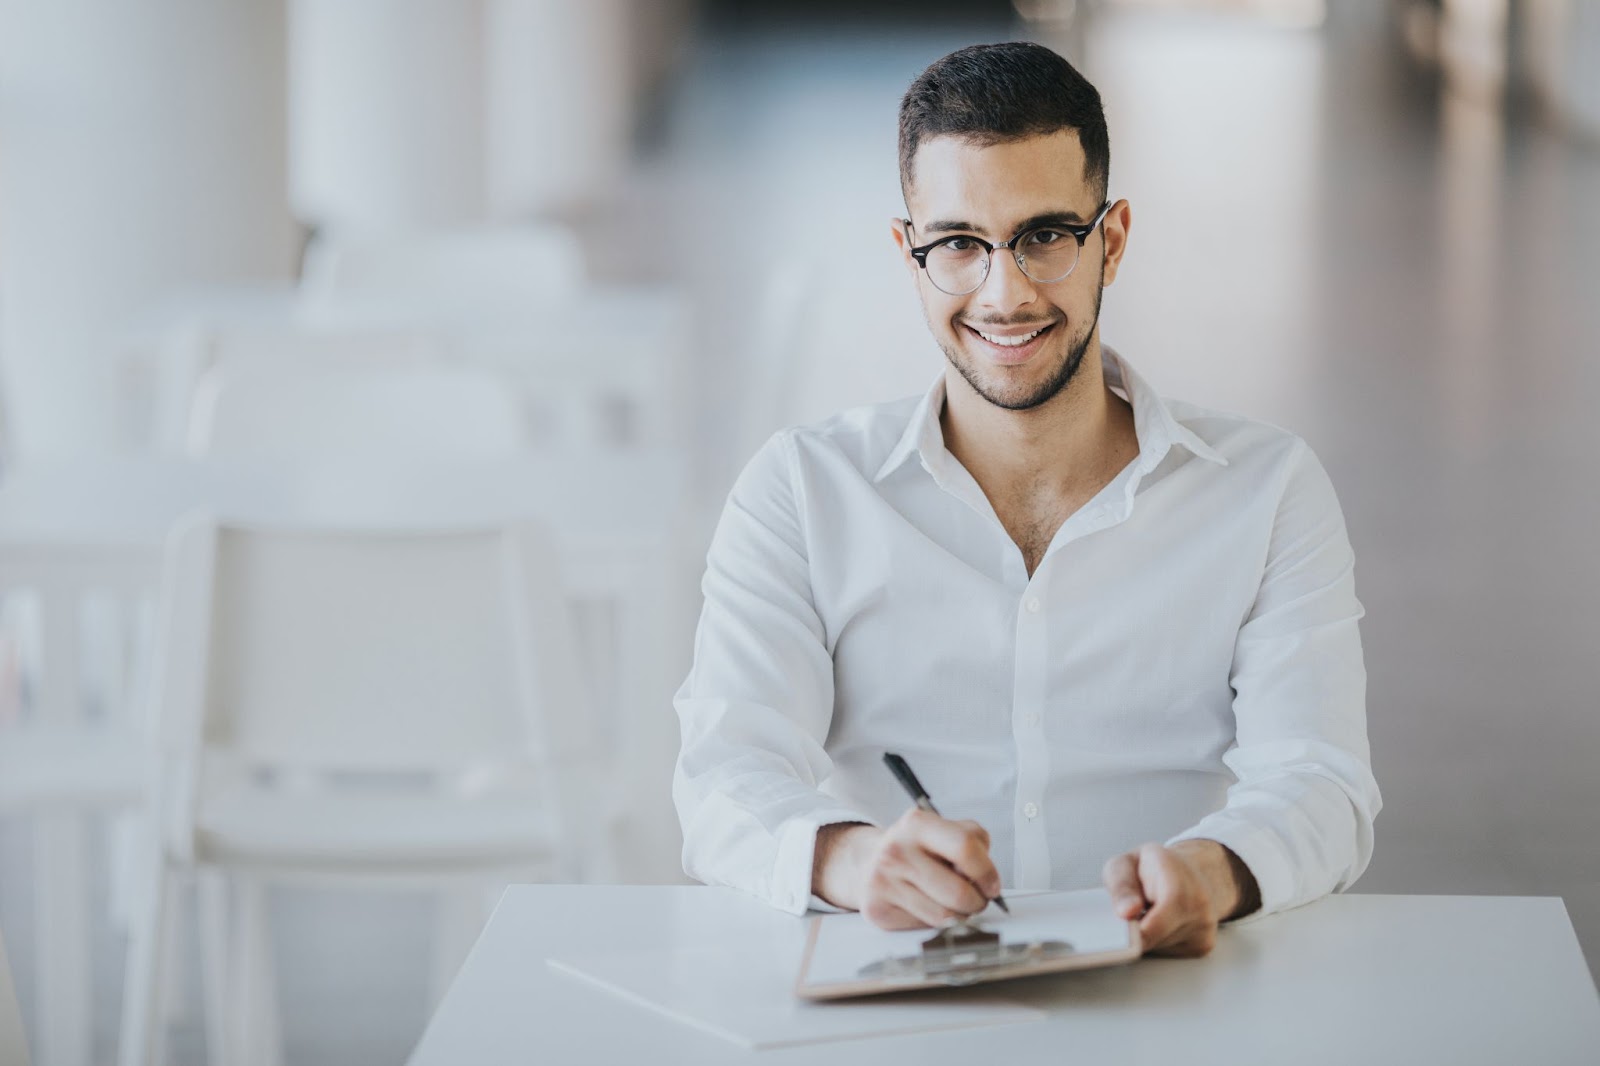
811,810,1003,930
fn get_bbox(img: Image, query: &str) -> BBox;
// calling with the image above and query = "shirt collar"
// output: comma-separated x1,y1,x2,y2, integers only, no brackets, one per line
1104,345,1230,472
871,345,1228,484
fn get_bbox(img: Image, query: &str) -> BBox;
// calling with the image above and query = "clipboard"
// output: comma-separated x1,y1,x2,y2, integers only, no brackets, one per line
794,888,1141,1000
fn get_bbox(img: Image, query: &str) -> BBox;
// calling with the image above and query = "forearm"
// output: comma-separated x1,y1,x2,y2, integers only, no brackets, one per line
674,743,876,914
1170,749,1377,917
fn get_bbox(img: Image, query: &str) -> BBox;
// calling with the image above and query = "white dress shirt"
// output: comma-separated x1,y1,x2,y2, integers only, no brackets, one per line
673,347,1381,920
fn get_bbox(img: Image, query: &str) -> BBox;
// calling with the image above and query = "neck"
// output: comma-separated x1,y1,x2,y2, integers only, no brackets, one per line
940,337,1133,498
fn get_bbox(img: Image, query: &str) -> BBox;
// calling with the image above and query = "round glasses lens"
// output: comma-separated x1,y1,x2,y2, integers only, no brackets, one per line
925,239,989,295
1016,228,1082,284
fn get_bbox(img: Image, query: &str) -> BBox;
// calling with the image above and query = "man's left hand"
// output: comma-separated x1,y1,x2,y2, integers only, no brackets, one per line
1101,839,1260,957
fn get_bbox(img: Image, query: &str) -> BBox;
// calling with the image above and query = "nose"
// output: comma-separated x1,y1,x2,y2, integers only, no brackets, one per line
975,246,1038,314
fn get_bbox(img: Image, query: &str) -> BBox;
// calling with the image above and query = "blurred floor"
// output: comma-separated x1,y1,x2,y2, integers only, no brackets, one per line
4,1,1599,1062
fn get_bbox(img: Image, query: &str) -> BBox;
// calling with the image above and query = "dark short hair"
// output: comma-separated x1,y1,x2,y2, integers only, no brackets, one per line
898,42,1110,203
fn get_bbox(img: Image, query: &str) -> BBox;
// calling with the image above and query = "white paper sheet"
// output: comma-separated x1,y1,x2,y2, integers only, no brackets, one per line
547,940,1045,1049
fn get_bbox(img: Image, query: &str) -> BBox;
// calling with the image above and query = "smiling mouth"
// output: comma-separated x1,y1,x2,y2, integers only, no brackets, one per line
963,321,1057,348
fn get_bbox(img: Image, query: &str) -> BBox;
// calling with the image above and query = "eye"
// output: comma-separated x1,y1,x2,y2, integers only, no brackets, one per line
943,236,979,252
1024,228,1069,247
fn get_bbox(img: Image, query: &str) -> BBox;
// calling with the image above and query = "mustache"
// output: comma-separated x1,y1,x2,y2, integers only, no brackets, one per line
959,316,1061,329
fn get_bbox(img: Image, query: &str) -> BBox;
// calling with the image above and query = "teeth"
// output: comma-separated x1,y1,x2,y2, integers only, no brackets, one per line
975,327,1044,347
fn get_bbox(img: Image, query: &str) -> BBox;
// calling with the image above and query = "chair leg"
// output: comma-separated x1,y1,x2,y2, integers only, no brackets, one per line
227,878,283,1066
35,811,91,1066
117,856,175,1066
158,876,193,1030
107,811,141,934
197,871,230,1066
251,892,284,1066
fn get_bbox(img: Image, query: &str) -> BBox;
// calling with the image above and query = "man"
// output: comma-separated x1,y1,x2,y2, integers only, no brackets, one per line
673,41,1380,957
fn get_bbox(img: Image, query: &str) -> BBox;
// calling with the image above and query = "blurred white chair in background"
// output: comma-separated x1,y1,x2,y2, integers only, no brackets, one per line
154,322,443,454
451,293,691,451
0,542,157,1066
118,517,603,1066
299,225,586,312
1,927,30,1066
185,358,529,461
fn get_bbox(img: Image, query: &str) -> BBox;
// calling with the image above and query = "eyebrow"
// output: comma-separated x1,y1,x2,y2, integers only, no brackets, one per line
919,210,1093,237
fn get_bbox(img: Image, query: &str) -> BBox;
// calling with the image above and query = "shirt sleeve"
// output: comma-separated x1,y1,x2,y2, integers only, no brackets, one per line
1167,439,1382,923
673,431,877,915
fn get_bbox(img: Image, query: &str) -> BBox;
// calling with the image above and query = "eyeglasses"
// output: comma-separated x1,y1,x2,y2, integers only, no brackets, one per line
903,200,1113,296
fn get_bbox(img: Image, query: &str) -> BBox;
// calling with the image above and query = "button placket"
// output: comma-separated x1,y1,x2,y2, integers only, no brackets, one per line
1011,577,1052,889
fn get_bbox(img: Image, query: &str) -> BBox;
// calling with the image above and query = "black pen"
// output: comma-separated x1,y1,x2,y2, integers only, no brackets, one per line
882,752,1010,914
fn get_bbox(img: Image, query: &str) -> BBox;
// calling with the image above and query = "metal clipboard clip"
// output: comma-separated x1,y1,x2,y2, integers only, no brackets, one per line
855,922,1077,987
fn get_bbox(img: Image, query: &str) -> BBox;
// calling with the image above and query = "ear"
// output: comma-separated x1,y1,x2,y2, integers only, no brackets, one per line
889,216,920,280
1100,199,1132,287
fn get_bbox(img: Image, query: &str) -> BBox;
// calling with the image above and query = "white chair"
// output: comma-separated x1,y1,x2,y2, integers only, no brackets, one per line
0,541,159,1066
144,314,445,455
184,358,529,461
451,286,693,451
299,225,586,312
1,926,31,1066
117,517,602,1066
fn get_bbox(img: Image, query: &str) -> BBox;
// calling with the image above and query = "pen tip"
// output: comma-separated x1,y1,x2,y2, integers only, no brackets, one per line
994,897,1010,914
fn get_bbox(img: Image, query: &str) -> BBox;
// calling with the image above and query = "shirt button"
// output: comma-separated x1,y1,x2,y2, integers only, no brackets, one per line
1026,712,1041,728
1025,597,1041,613
1023,802,1039,820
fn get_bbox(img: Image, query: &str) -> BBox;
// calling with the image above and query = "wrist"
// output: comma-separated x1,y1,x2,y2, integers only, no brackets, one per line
811,822,880,910
1171,839,1260,923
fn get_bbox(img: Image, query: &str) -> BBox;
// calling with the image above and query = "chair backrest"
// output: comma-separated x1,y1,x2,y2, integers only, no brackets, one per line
0,927,28,1066
452,287,691,450
0,541,159,734
153,318,444,454
185,359,528,460
152,517,590,777
300,225,585,310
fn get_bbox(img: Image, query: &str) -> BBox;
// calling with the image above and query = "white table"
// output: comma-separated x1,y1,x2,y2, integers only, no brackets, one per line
409,885,1600,1066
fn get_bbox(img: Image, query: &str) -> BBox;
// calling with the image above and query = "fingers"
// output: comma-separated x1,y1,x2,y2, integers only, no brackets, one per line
1101,851,1148,919
859,897,928,931
1127,843,1217,957
861,854,969,928
856,809,1003,930
890,882,967,928
1132,844,1183,946
893,837,990,914
909,812,1002,899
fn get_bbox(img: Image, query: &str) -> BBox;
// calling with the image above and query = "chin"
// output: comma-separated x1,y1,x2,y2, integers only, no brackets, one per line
949,339,1086,413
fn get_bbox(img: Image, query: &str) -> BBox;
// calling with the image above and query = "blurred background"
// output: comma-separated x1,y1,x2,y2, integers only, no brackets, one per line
0,0,1596,1062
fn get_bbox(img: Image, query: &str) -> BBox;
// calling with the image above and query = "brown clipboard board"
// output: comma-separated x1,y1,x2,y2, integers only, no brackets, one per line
794,889,1142,1001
